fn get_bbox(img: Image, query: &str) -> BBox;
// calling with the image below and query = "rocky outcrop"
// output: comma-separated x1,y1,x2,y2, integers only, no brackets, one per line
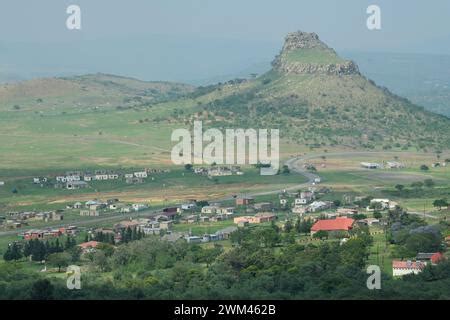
274,60,359,76
281,31,330,51
272,31,360,76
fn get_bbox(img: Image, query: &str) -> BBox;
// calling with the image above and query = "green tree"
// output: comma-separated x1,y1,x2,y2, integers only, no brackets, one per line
97,243,115,257
411,181,424,189
93,251,109,272
373,211,382,219
424,179,435,188
284,220,293,233
47,252,71,272
3,245,13,261
30,279,54,300
67,246,82,263
433,199,448,210
313,230,328,239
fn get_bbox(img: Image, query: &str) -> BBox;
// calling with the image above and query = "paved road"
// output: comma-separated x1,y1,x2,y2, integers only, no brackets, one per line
408,211,439,219
213,156,321,201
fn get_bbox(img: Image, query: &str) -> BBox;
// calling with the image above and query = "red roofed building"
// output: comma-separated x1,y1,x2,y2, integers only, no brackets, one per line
416,252,444,265
78,241,100,253
310,217,355,236
431,252,444,264
392,260,426,277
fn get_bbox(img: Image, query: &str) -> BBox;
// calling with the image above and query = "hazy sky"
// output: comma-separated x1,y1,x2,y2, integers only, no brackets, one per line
1,1,450,82
2,0,450,49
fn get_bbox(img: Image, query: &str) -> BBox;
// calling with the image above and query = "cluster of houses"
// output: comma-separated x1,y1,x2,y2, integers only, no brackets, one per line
360,161,405,169
194,166,244,177
74,198,150,217
278,190,335,215
33,168,172,190
392,252,444,277
234,213,276,226
113,216,174,237
1,210,64,230
366,198,398,211
185,226,238,243
432,161,448,168
19,225,78,240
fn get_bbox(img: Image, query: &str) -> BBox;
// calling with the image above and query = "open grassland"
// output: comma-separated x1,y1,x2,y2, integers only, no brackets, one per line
284,48,344,64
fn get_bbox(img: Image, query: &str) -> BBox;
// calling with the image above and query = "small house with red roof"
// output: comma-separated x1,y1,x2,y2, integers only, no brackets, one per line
416,252,444,265
78,241,100,253
392,260,426,277
310,217,355,236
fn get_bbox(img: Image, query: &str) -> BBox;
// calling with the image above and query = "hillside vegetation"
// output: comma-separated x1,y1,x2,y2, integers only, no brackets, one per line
0,31,449,171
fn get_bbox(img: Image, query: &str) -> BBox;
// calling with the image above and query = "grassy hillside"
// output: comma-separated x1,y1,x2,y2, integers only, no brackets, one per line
0,73,194,112
0,32,449,173
284,47,344,64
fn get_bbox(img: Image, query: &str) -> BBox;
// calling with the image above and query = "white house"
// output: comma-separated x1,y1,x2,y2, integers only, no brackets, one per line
95,174,109,181
66,175,81,182
392,260,426,277
109,203,125,210
292,206,307,214
218,207,235,215
134,172,148,178
66,181,88,190
386,161,404,169
360,162,381,169
201,206,219,214
181,203,196,210
132,204,148,212
295,198,308,205
368,199,391,211
308,201,331,212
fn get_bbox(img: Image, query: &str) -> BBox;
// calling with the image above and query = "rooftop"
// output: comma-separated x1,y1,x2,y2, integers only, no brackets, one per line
392,260,426,270
311,217,355,232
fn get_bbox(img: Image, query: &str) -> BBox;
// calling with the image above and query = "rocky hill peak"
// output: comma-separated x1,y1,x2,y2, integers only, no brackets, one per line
282,31,330,52
272,31,360,76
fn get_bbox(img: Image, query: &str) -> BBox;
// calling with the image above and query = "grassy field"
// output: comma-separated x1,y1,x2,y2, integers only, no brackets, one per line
367,229,393,276
284,48,344,64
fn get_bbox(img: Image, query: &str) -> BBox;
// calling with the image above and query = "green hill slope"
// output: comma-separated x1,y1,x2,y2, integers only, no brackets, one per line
0,73,194,112
191,31,450,152
0,31,449,171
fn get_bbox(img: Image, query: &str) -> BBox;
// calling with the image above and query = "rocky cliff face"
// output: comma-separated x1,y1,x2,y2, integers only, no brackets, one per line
274,59,359,76
272,31,360,76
